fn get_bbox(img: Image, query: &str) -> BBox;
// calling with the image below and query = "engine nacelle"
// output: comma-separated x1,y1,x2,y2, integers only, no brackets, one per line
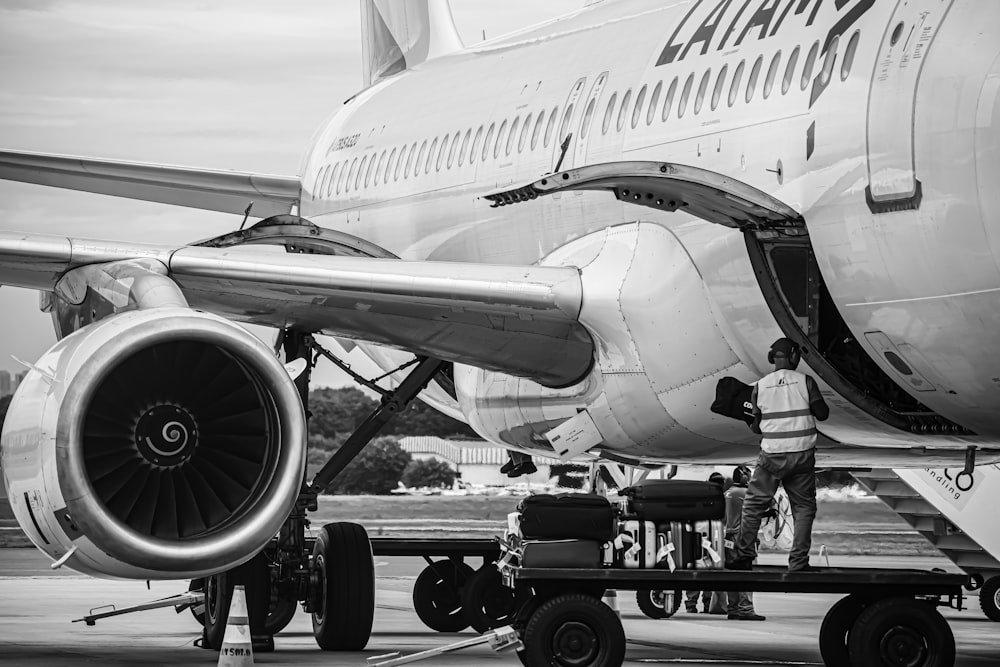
455,222,758,461
1,308,306,579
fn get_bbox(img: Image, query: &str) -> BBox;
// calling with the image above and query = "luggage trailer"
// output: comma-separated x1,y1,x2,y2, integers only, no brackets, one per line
499,561,971,667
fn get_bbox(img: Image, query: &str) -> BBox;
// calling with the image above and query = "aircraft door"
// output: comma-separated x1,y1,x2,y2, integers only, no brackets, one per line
573,72,609,168
865,0,954,212
551,77,588,173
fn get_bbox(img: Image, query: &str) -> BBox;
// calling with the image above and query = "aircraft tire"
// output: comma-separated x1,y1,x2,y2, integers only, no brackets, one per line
980,575,1000,622
412,559,474,632
521,593,626,667
636,589,681,620
311,522,375,650
847,597,954,667
818,594,868,666
265,596,297,635
188,578,206,625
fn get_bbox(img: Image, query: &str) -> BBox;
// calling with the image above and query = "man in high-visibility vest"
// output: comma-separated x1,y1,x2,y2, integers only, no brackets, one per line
727,337,829,572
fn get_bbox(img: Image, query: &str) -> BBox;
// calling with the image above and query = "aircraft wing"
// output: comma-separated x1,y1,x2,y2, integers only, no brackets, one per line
0,150,300,218
0,232,591,388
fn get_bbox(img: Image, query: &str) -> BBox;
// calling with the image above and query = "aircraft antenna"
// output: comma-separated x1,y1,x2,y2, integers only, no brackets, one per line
238,201,254,230
554,133,573,173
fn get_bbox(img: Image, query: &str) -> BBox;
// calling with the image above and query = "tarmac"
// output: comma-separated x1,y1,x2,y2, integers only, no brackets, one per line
0,550,996,666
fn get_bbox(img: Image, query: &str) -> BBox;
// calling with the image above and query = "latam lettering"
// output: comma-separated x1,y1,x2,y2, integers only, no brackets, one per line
656,0,874,67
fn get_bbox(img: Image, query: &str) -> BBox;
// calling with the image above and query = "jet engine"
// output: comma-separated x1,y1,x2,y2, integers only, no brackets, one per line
1,308,306,579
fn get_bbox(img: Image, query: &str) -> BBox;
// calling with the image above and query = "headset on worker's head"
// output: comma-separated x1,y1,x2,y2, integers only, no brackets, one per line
768,337,801,368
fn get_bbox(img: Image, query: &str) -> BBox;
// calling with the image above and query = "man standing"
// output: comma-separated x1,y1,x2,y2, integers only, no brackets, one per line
727,338,829,572
723,465,764,620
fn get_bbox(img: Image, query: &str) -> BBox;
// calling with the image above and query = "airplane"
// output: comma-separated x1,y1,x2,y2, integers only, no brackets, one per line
1,0,999,658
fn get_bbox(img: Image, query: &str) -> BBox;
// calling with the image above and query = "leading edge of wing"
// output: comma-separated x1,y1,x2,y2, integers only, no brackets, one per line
0,149,300,217
0,232,592,388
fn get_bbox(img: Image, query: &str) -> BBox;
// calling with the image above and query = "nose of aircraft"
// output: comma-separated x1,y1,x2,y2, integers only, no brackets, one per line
977,54,1000,253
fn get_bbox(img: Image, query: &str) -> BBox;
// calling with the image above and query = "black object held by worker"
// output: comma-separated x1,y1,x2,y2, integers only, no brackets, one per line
619,480,725,523
710,377,755,425
518,493,617,541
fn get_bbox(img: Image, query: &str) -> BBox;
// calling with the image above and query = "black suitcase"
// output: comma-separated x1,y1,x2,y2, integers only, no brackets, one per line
521,539,602,569
518,493,617,541
620,480,724,522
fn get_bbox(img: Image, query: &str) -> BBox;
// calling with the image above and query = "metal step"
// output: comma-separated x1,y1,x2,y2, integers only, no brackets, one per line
886,497,941,516
867,479,921,498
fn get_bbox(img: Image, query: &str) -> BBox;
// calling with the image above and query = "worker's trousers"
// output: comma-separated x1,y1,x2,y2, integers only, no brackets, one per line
734,448,817,570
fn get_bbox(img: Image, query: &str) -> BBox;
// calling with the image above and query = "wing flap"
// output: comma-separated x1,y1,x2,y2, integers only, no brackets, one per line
0,150,300,217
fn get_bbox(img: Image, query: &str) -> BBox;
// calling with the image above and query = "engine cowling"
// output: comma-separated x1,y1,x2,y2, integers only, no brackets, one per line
1,308,305,579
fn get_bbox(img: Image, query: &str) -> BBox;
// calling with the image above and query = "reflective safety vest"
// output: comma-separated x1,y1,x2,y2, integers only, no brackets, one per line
755,369,817,453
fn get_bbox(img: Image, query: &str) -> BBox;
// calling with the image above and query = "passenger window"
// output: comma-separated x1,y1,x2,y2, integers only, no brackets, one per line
482,124,495,161
471,126,484,162
746,55,763,103
603,92,617,134
519,113,532,152
694,68,711,115
544,106,559,147
393,147,405,181
459,130,471,166
728,60,745,107
647,81,662,125
447,132,460,168
617,89,632,131
355,155,367,190
313,166,325,199
801,40,820,91
506,117,520,156
764,51,781,99
435,135,448,171
711,65,727,111
581,98,597,138
531,112,545,149
558,104,574,143
405,143,417,179
661,77,677,121
494,120,508,159
782,47,800,95
678,74,694,118
384,149,395,184
842,31,860,81
427,137,439,173
335,161,345,194
375,150,387,185
415,141,427,176
364,153,375,188
818,35,839,87
326,162,340,198
631,84,647,129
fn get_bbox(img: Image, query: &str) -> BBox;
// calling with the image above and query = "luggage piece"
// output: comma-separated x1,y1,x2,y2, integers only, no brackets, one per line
694,520,725,569
521,539,602,569
620,520,657,569
620,480,725,522
665,522,699,570
710,376,755,425
518,493,617,541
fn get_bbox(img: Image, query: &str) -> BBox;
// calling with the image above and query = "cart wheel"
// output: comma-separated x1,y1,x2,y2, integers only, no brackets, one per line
462,565,530,633
979,575,1000,622
636,589,681,620
413,559,475,632
311,522,375,650
522,593,626,667
847,597,955,667
819,594,868,666
188,578,206,626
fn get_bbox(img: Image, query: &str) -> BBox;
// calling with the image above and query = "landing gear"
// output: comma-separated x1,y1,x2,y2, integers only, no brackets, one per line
462,566,530,633
847,597,955,667
413,560,475,632
636,589,681,619
818,594,869,666
200,553,271,651
520,593,626,667
980,575,1000,622
310,522,375,650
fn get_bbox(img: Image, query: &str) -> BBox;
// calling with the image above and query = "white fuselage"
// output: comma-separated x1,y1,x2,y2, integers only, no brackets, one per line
297,0,1000,465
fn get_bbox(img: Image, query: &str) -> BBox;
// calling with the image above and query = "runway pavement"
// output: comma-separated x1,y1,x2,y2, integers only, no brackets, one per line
0,550,996,666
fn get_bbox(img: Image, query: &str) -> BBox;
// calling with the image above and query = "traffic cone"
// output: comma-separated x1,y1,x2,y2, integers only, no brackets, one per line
602,589,620,618
218,585,254,667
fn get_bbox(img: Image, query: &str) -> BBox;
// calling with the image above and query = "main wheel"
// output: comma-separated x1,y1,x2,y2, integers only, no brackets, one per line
311,522,375,650
847,597,955,667
462,565,530,633
413,560,475,632
202,570,231,648
188,578,206,626
522,593,626,667
980,575,1000,622
636,589,681,620
819,594,869,667
265,596,297,635
201,553,270,650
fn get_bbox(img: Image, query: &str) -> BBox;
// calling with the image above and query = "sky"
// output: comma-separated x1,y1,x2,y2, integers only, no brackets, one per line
0,0,582,388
